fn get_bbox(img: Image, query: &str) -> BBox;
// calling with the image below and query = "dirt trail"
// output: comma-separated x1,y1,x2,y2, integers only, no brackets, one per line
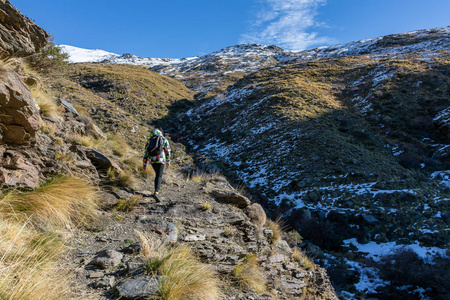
61,169,337,300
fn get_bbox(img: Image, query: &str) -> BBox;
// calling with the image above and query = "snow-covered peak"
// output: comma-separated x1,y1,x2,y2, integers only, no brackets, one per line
207,44,288,58
59,45,120,63
290,26,450,61
104,53,194,67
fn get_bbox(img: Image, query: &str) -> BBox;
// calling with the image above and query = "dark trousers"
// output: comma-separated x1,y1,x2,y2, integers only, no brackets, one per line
151,163,165,192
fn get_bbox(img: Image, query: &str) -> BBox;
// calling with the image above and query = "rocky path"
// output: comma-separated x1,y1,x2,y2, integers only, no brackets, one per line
61,170,337,300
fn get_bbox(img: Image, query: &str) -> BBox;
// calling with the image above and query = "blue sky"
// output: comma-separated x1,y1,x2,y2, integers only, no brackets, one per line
12,0,450,58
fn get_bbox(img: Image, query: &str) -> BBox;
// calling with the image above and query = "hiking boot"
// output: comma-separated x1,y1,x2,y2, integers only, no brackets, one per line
152,192,161,203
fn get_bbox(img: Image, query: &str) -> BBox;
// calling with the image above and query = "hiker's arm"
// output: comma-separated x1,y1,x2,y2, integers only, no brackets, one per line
143,140,149,168
165,139,171,165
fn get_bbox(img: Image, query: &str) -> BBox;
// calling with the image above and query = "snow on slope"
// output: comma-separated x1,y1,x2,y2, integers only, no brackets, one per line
60,26,450,67
288,26,450,62
59,45,120,63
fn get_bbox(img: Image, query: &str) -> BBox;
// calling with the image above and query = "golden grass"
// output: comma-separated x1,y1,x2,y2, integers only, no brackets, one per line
267,217,286,244
40,121,57,135
201,202,211,211
0,218,73,300
121,155,154,178
0,176,100,229
114,195,141,212
187,170,213,183
136,231,220,300
0,243,72,299
117,169,137,188
108,134,129,157
31,86,63,121
292,247,316,270
233,254,266,294
66,134,96,147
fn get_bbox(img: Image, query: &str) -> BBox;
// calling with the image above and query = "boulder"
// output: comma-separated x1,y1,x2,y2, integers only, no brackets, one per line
115,277,160,299
0,70,40,145
0,0,48,57
361,214,379,224
59,98,80,117
70,145,122,173
0,148,41,188
210,189,251,208
91,250,123,269
246,203,266,229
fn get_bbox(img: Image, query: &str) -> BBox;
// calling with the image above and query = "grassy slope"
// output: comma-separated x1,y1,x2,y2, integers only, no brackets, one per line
50,63,195,149
182,53,450,249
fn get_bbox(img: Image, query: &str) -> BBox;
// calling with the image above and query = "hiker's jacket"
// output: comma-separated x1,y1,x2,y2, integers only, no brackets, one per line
143,129,171,164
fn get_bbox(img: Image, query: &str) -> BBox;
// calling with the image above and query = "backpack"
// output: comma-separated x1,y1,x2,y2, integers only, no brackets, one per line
146,135,164,156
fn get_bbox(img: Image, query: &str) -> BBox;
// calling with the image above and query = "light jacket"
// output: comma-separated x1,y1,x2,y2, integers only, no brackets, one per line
143,129,171,164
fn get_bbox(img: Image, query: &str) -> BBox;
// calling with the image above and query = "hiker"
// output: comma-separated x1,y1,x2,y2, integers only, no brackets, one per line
143,126,171,202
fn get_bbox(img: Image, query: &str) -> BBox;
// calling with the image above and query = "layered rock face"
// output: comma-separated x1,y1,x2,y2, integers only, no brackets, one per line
0,0,48,57
0,69,40,145
0,1,107,189
0,0,45,188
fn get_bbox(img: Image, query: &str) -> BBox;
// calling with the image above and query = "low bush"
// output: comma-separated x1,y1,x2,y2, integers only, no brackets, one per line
25,38,69,76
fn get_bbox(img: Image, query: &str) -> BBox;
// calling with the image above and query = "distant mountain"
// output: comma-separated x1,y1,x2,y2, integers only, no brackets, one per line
59,45,120,63
61,26,450,98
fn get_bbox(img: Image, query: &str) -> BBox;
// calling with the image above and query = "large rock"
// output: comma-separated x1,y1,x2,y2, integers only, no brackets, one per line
210,189,251,208
0,0,48,57
115,277,161,299
0,70,40,145
91,250,123,269
246,203,267,229
0,147,41,188
70,145,122,173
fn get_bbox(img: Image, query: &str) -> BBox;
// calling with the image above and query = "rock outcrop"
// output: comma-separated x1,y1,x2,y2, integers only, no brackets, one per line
0,0,48,57
0,69,40,145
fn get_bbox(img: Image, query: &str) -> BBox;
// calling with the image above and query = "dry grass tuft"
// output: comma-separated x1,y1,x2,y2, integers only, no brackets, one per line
267,216,286,244
117,169,137,188
0,176,100,229
158,245,220,300
0,219,73,300
187,170,213,183
136,231,220,300
233,254,267,294
222,225,236,238
40,121,57,135
114,195,141,212
122,155,154,178
108,134,129,157
66,134,96,148
201,202,211,211
0,174,100,299
31,86,63,121
292,247,316,270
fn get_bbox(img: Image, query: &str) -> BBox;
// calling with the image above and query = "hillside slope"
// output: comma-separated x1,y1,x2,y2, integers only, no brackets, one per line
177,38,450,298
50,63,195,149
60,23,450,300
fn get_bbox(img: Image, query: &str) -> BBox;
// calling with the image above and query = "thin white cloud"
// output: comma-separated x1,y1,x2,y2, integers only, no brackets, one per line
241,0,335,51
